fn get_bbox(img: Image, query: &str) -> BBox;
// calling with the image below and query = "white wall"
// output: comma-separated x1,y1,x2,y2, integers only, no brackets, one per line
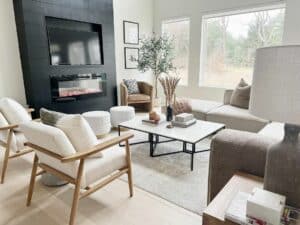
283,0,300,44
113,0,154,104
0,0,26,105
154,0,287,102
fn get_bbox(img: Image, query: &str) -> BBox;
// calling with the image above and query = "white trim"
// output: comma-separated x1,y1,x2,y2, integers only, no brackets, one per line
202,2,286,19
162,17,190,25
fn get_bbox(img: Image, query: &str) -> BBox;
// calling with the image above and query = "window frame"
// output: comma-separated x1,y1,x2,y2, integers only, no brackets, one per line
199,3,286,88
161,17,191,86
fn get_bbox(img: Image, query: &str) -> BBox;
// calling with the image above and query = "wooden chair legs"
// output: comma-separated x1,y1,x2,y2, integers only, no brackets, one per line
1,130,13,184
125,140,134,197
69,159,84,225
27,154,39,206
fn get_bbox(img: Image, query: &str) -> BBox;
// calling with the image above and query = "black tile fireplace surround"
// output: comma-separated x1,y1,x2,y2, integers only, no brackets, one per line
13,0,117,116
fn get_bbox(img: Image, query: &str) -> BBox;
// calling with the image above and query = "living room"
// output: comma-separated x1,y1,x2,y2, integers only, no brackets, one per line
0,0,299,225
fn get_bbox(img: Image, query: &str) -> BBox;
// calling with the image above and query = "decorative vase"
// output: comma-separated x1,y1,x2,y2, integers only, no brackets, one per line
264,123,300,208
166,105,173,121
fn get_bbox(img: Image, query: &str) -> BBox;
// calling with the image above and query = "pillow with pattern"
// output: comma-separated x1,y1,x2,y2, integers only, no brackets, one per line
123,79,140,94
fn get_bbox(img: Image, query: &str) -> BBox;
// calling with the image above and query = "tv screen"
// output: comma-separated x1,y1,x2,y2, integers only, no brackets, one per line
47,27,103,65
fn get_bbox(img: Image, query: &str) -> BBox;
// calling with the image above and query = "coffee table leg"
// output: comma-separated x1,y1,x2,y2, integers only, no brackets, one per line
149,133,154,157
191,144,196,171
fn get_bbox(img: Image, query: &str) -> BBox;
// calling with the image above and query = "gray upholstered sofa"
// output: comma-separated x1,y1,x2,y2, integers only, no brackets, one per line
207,122,284,202
189,90,268,132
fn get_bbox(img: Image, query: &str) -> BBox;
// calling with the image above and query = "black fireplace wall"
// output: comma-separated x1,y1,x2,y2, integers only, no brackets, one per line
13,0,117,115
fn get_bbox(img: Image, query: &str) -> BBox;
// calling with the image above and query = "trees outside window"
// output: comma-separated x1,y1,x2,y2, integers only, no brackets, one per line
200,6,285,88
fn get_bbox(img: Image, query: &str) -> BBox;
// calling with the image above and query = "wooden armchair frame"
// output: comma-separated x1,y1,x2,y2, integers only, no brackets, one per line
0,108,35,183
26,133,134,225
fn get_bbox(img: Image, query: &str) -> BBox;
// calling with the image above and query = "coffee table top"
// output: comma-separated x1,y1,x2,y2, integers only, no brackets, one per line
119,117,225,144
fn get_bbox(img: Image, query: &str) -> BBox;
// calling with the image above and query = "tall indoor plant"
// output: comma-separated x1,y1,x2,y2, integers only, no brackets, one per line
134,34,175,102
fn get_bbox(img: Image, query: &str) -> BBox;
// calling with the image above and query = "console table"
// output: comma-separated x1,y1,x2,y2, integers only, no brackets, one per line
203,172,263,225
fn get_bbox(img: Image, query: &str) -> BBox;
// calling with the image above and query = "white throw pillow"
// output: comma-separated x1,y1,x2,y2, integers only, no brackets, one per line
0,112,18,152
56,115,102,158
0,98,31,126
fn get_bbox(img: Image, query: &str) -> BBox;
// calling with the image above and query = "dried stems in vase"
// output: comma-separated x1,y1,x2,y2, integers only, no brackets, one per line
158,76,181,107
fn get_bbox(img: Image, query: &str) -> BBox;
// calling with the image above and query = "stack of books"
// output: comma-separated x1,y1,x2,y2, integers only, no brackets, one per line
171,113,196,128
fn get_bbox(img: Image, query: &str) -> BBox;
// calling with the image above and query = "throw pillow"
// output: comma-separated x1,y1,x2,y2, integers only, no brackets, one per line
40,108,66,126
56,115,102,158
123,79,140,94
230,78,251,109
0,98,31,131
172,98,192,115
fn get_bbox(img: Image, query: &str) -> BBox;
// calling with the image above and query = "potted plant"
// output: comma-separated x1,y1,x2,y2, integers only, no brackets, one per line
159,75,181,121
133,34,175,106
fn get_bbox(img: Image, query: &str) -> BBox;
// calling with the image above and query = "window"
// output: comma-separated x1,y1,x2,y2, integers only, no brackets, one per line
162,18,190,85
200,5,285,88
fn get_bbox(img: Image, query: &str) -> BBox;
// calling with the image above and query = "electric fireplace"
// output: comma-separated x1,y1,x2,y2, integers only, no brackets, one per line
50,73,107,102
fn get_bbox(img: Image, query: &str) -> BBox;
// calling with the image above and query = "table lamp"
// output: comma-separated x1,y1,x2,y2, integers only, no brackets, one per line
249,45,300,208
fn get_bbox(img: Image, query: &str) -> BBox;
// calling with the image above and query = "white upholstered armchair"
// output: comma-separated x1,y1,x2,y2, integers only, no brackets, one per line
0,98,35,183
20,121,134,225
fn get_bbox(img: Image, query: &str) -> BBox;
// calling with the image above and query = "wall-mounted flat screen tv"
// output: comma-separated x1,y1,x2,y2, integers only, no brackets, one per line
47,27,103,65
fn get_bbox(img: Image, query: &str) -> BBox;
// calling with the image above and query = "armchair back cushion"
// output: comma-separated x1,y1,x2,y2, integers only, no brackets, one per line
20,121,79,180
0,112,19,152
56,115,102,158
0,98,31,126
20,121,76,157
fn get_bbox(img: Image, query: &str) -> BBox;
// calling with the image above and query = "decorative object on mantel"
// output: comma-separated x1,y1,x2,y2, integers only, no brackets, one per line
249,45,300,208
159,75,181,121
133,34,175,106
123,20,139,45
124,47,139,69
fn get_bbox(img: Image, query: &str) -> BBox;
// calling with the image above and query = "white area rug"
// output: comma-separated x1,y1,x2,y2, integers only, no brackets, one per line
121,130,211,214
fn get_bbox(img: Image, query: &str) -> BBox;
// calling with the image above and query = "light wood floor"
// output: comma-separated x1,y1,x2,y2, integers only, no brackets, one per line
0,151,202,225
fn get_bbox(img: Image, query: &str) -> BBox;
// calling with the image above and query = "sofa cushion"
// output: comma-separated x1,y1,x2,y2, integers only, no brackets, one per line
0,98,31,129
189,99,223,120
258,122,284,141
230,79,251,109
56,115,102,158
128,94,150,102
207,105,268,132
40,108,66,126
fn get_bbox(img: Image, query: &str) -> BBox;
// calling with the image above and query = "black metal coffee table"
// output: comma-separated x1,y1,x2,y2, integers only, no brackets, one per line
118,118,225,171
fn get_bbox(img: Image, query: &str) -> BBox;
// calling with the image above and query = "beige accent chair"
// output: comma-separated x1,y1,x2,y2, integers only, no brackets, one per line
20,121,134,225
0,108,35,183
120,81,153,112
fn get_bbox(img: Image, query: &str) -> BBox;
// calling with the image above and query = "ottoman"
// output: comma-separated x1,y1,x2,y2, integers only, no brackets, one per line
82,111,111,137
110,106,135,128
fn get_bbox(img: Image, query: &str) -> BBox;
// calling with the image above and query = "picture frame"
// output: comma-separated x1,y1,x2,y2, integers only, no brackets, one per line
123,20,139,45
124,47,139,69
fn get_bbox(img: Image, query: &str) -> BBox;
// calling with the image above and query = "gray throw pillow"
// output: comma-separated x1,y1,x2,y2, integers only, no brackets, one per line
230,79,251,109
123,79,140,94
40,108,66,126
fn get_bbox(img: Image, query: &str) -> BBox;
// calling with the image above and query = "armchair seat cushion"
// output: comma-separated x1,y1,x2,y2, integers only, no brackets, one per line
207,105,268,132
128,94,150,102
83,146,127,187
